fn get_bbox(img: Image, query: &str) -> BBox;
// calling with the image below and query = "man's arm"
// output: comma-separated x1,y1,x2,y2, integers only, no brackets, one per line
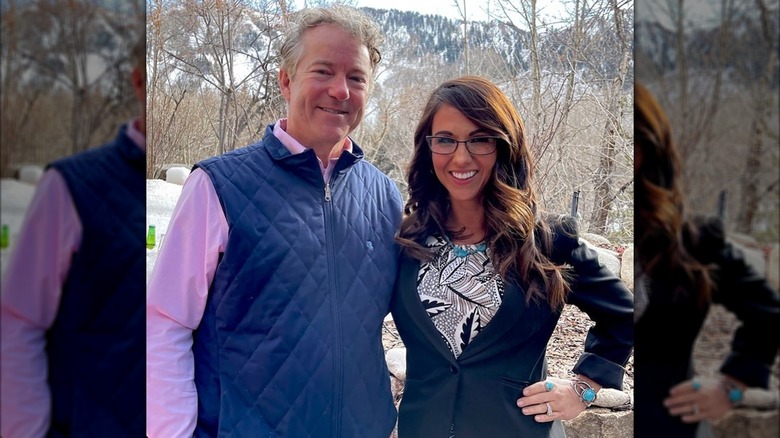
1,169,81,438
146,169,228,438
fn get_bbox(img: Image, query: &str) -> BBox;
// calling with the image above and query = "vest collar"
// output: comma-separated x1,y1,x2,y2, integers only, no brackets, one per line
262,124,364,181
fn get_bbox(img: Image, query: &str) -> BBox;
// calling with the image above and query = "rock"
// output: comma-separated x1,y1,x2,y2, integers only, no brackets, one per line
583,240,621,277
741,388,780,410
18,165,43,184
728,233,759,247
563,408,632,437
389,420,399,438
582,233,611,248
389,374,404,404
619,244,634,291
385,347,406,381
592,388,632,409
712,409,779,438
166,166,191,185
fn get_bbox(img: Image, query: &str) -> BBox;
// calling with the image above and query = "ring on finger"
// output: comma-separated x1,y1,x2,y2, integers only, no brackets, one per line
546,402,554,416
692,403,700,416
545,381,555,391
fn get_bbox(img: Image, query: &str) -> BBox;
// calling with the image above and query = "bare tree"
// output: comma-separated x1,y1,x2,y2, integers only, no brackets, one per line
162,0,283,156
588,0,632,234
26,0,135,154
488,0,633,237
497,0,544,146
636,0,731,193
453,0,471,74
636,0,778,240
146,1,634,241
355,43,455,196
1,1,44,176
735,0,779,233
1,0,141,174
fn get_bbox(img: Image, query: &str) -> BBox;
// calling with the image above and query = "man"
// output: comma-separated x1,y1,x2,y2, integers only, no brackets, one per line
0,36,146,437
146,6,403,437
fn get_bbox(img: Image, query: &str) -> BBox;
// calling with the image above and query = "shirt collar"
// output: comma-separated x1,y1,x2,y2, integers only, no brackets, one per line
272,118,352,159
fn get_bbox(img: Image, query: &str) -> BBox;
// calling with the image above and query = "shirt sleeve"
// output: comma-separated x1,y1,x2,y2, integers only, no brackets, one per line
1,169,82,438
146,169,228,438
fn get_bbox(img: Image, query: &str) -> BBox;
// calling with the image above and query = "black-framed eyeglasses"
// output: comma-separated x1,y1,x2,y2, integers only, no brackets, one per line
426,136,500,155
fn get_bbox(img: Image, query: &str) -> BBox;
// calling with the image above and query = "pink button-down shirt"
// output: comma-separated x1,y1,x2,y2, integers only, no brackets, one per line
145,120,351,437
0,120,145,438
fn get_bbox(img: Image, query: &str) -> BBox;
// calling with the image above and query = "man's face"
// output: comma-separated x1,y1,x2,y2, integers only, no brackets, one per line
279,24,372,151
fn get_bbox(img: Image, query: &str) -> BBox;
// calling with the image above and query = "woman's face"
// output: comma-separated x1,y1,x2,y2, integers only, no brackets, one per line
430,104,498,207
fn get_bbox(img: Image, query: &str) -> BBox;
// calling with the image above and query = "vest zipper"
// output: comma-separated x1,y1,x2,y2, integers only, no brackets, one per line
324,182,332,202
323,176,342,436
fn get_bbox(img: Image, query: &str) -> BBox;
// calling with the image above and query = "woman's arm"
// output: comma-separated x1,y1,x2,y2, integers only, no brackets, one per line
550,216,634,390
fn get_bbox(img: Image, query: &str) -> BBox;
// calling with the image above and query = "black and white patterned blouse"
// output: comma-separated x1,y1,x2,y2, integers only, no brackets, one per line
417,235,505,358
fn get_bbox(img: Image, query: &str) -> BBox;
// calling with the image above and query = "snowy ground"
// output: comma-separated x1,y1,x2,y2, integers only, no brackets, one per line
0,179,37,275
146,179,183,283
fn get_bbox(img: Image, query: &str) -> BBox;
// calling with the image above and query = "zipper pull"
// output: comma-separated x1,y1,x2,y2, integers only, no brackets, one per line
324,182,332,202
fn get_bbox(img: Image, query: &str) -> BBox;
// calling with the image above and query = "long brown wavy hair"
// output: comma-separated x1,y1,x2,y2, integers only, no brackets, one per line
635,82,713,306
397,76,569,309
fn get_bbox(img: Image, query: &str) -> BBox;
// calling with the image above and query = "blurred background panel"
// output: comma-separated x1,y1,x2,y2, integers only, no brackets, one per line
1,0,145,260
1,0,144,177
635,0,779,243
1,1,146,435
635,1,779,436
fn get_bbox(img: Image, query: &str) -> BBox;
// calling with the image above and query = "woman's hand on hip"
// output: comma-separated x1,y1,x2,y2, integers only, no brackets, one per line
664,376,743,423
516,377,590,422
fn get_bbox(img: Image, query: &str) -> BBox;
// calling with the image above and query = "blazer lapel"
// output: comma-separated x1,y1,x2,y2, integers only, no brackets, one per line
458,282,548,362
396,255,458,363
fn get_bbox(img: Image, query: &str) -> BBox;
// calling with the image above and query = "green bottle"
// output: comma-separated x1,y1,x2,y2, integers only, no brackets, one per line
1,224,9,249
146,225,156,249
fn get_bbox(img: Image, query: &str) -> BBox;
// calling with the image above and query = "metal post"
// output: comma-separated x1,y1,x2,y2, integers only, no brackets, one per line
717,190,727,221
570,191,580,218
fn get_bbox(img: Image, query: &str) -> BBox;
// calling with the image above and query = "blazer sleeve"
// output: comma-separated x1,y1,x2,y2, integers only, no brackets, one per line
547,215,634,390
689,218,780,388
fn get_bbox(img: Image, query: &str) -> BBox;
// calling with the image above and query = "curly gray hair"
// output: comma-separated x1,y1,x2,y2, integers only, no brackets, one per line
279,6,383,82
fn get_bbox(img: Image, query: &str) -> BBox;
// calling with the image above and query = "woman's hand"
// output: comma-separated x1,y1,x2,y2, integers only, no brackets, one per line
664,376,744,423
516,376,599,422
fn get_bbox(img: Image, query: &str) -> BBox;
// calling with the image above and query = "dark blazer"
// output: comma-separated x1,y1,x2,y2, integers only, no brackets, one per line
391,217,634,437
634,217,780,437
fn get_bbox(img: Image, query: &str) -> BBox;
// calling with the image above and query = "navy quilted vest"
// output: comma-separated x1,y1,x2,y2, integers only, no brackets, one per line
45,125,146,437
192,126,402,437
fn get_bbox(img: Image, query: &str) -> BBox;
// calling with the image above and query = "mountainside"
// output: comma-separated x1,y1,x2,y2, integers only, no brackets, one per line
635,11,780,84
361,6,776,86
361,7,629,81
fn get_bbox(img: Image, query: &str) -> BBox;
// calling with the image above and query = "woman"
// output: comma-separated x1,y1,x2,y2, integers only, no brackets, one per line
390,76,634,437
633,82,779,437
